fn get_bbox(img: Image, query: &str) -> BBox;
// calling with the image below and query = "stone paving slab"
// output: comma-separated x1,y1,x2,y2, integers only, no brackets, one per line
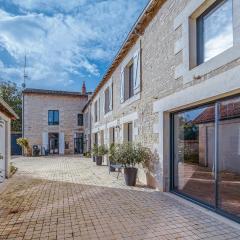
0,156,239,240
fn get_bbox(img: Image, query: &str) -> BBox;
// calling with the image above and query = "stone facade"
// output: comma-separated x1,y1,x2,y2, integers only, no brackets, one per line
23,90,89,155
84,0,240,192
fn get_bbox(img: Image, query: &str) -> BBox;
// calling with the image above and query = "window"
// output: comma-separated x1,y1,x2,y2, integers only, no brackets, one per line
124,62,134,101
48,110,59,125
120,48,141,103
197,0,233,65
171,95,240,222
123,122,133,142
104,84,113,114
78,114,83,126
105,88,110,114
127,122,133,142
94,101,98,122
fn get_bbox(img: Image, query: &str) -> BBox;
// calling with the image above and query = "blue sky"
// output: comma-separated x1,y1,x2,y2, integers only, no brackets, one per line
0,0,148,92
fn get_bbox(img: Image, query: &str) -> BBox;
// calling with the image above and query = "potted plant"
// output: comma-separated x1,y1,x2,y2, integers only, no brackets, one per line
92,144,98,162
96,145,108,166
108,143,118,172
115,143,150,186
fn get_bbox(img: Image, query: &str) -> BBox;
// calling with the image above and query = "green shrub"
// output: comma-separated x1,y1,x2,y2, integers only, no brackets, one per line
114,143,150,168
83,152,91,158
92,144,98,157
17,138,31,156
98,145,108,157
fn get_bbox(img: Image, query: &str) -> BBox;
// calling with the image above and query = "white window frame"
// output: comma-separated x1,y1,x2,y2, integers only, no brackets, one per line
174,0,240,84
120,40,141,105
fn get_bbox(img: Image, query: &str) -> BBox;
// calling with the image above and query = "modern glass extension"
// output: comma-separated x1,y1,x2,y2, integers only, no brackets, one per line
171,95,240,222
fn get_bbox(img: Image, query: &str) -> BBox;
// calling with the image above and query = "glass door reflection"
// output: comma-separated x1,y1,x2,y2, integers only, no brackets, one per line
173,105,216,206
218,97,240,218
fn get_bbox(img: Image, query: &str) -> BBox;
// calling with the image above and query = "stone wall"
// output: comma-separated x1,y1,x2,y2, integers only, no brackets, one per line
86,0,240,190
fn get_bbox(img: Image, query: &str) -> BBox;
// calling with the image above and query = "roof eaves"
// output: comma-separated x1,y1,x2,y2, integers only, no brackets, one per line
90,0,165,101
0,97,19,120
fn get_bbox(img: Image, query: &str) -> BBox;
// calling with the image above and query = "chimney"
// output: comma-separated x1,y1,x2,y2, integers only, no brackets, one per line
82,81,86,95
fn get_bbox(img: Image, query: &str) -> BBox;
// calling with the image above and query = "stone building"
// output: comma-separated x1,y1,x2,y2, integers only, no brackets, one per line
83,0,240,222
0,97,18,182
23,84,90,155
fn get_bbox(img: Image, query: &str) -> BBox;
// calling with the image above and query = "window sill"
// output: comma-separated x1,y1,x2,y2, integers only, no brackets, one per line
121,93,140,108
104,110,112,118
184,46,240,84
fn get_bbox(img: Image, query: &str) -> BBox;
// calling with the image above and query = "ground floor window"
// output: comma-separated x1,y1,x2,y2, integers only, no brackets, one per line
123,122,133,143
171,95,240,222
109,127,115,144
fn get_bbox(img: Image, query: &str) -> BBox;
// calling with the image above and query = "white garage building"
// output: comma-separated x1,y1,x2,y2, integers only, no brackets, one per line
0,97,18,182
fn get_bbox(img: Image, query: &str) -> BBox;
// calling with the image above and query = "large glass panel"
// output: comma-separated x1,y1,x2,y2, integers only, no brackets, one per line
173,105,216,206
218,97,240,218
202,0,233,62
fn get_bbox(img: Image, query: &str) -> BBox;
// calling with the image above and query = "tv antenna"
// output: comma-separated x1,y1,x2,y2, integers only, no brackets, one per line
22,53,28,89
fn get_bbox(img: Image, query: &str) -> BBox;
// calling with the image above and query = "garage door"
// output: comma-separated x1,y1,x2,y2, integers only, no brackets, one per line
0,119,6,182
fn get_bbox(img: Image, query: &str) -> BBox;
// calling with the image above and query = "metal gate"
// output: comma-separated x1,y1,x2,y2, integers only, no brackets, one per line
74,137,84,154
11,133,22,155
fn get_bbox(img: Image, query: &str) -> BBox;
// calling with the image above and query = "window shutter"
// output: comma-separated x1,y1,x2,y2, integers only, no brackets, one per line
133,48,141,95
42,132,48,151
120,67,125,103
109,83,113,111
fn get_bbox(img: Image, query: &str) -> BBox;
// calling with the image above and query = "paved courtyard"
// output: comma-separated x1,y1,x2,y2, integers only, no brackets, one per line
0,156,239,240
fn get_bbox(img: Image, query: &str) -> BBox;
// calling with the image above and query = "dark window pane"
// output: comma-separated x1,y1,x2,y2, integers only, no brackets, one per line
105,88,110,114
197,0,233,63
48,110,59,125
78,114,83,126
48,111,54,125
129,63,134,98
54,111,59,124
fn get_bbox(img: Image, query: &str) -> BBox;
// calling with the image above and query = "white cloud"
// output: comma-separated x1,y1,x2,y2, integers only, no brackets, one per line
0,0,148,89
11,0,87,13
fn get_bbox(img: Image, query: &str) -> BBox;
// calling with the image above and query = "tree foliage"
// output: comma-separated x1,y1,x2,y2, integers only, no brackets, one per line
0,81,22,132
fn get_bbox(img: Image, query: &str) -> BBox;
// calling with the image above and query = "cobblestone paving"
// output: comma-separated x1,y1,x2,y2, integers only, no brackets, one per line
0,156,239,240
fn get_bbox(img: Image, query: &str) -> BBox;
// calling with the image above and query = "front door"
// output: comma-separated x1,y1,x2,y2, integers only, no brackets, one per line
48,133,59,154
74,133,84,154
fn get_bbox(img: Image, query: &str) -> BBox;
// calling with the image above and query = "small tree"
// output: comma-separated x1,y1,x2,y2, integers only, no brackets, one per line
92,144,98,157
98,145,108,157
17,138,31,156
0,81,22,132
115,143,150,168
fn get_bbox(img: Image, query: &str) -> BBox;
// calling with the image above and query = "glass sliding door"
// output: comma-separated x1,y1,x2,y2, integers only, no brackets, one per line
218,97,240,218
172,95,240,222
173,105,216,206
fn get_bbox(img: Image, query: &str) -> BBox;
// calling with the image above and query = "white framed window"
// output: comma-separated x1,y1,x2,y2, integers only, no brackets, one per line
94,101,98,123
104,83,113,114
120,47,141,103
196,0,233,65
